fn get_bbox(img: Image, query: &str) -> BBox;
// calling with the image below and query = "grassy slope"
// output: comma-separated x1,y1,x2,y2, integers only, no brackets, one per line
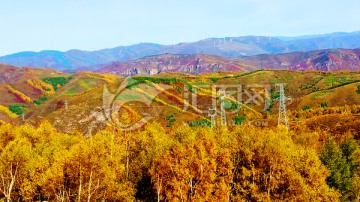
0,70,358,134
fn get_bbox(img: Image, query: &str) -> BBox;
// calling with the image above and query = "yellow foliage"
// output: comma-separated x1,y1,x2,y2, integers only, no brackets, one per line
26,79,55,96
0,121,349,201
5,85,33,103
0,105,18,118
85,72,118,84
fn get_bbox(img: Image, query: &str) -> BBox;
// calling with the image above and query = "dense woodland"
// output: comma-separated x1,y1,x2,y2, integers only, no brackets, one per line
0,108,359,202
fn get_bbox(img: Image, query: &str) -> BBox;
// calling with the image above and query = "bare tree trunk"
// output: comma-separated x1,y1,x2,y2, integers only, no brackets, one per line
55,189,65,202
1,162,18,202
189,178,193,197
78,163,82,202
126,140,130,179
126,139,129,179
157,175,162,202
267,166,272,197
169,163,184,202
87,170,93,202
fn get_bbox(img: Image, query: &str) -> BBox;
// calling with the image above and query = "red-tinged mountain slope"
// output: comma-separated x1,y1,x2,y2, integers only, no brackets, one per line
97,54,259,76
96,49,360,76
239,48,360,71
0,63,63,83
0,64,66,118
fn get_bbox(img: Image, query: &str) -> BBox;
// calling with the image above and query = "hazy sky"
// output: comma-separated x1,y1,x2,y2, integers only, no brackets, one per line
0,0,359,56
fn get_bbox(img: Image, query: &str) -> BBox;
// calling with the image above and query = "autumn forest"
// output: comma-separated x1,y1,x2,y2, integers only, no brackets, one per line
1,105,360,202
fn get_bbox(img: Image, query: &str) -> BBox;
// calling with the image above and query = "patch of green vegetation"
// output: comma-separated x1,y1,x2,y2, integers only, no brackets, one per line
311,87,320,92
78,79,92,90
42,76,72,90
321,102,328,108
324,76,337,87
8,104,27,115
234,116,246,125
185,83,194,93
323,75,356,88
284,75,293,81
357,85,360,94
270,88,280,100
302,105,311,111
164,113,176,128
299,77,323,90
210,78,220,83
310,90,331,100
116,93,142,101
134,77,179,85
231,69,264,79
223,100,241,111
189,119,211,127
174,85,182,93
269,79,282,84
327,80,360,90
34,96,48,105
132,77,195,93
66,86,78,95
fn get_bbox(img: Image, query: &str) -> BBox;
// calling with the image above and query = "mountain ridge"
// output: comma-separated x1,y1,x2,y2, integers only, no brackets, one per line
96,48,360,76
1,31,360,71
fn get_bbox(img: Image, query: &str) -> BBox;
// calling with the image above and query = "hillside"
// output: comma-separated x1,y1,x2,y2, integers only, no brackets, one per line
0,64,63,83
0,64,65,106
1,31,360,70
240,48,360,71
0,69,358,135
97,54,258,76
97,49,360,76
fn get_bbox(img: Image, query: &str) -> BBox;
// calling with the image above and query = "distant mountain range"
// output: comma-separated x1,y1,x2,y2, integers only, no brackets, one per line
1,31,360,71
97,48,360,75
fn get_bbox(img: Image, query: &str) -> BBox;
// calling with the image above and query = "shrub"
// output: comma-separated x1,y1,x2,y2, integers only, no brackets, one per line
164,113,176,128
8,104,27,115
34,96,48,105
234,116,246,125
42,76,72,90
210,78,219,83
302,105,311,111
188,119,211,127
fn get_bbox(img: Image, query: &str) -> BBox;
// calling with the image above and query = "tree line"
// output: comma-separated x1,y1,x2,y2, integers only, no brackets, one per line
0,120,359,201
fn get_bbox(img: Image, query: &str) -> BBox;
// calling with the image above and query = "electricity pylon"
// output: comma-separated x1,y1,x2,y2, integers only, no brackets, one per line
218,89,227,126
88,126,93,137
276,83,291,129
208,108,217,128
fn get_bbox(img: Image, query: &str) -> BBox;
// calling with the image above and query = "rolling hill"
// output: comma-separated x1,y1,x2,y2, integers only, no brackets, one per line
0,68,358,135
96,54,258,76
97,49,360,76
1,31,360,70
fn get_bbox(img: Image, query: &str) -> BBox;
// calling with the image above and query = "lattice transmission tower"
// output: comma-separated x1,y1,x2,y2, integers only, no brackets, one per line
276,83,292,129
218,89,227,126
208,108,217,128
64,100,68,110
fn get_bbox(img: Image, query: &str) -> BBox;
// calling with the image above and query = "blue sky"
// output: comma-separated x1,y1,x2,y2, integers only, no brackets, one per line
0,0,359,56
